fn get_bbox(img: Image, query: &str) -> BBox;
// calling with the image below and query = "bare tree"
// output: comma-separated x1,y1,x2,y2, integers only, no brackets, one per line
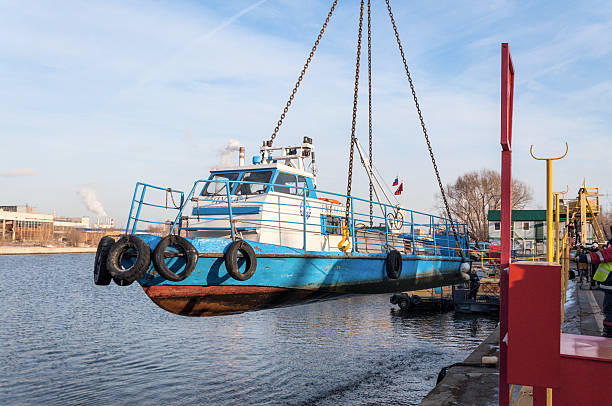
600,208,612,240
439,168,533,242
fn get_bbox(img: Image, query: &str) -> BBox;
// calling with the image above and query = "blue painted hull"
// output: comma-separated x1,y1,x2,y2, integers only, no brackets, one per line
134,235,463,316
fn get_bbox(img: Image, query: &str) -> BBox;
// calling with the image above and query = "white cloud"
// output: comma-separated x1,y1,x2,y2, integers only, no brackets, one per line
0,168,37,177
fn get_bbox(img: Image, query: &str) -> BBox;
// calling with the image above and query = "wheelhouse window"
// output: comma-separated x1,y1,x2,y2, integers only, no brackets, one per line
202,172,239,196
494,222,501,231
523,222,530,231
297,176,310,197
235,171,273,195
273,172,297,195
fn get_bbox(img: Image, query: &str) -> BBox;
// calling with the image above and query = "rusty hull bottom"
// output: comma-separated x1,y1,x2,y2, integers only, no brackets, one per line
141,285,342,317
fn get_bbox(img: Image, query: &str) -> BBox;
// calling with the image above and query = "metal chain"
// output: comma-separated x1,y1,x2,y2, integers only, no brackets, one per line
268,0,339,147
367,0,373,227
345,0,365,225
384,0,464,258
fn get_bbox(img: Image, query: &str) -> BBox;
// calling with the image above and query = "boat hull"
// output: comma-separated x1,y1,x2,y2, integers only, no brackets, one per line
136,235,464,316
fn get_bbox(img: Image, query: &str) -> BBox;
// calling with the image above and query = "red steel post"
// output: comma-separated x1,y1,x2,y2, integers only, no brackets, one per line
499,42,514,406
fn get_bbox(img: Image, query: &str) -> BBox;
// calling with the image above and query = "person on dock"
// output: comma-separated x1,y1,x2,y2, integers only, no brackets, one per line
576,241,612,337
468,268,480,300
589,242,600,289
576,244,589,285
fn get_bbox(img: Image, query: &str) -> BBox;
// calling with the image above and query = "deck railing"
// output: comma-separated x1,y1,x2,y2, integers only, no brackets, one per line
125,182,184,234
122,179,469,258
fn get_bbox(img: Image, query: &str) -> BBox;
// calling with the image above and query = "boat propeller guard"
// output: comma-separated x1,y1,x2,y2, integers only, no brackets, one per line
224,240,257,281
153,235,198,282
106,235,151,284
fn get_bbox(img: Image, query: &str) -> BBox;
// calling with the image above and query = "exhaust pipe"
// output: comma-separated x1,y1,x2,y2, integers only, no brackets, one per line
239,147,245,166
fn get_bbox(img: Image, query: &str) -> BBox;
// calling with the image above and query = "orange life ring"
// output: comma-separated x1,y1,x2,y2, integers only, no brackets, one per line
318,197,341,205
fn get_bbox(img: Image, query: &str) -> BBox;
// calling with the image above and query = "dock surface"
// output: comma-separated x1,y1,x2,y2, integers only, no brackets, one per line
420,326,499,406
419,279,605,405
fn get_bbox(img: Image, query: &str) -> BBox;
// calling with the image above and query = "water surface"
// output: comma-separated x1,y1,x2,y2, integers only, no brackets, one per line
0,254,497,405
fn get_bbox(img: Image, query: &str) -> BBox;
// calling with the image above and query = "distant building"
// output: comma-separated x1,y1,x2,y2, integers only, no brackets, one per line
1,205,97,243
93,217,115,229
487,209,595,256
488,209,548,255
53,217,90,236
0,207,54,242
0,205,35,213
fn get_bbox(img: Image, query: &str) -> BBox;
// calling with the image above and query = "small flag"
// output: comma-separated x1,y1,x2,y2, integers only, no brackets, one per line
392,177,399,186
394,182,403,195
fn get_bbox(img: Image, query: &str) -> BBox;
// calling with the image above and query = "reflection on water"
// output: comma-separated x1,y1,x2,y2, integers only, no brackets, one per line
0,255,497,405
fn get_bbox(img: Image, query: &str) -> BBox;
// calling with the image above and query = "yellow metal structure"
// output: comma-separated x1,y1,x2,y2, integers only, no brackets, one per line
558,182,607,246
530,142,569,262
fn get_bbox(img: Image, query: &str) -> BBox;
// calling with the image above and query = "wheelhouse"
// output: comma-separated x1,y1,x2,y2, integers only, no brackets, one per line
201,165,317,198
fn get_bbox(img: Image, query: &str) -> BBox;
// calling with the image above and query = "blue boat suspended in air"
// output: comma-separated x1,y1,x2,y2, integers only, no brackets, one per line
93,137,470,316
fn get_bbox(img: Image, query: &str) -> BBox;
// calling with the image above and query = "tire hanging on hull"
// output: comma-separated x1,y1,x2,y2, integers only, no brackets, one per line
153,235,198,282
106,235,151,284
385,249,402,279
224,240,257,281
94,236,115,286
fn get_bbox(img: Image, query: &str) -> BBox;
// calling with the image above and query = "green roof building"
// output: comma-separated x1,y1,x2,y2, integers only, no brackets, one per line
487,209,550,256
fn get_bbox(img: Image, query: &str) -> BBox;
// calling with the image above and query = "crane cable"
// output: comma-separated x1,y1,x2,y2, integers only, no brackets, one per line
384,0,464,259
267,0,339,147
344,0,364,227
367,0,374,227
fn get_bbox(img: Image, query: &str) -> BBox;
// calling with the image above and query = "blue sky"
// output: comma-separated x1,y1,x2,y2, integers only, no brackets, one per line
1,0,611,225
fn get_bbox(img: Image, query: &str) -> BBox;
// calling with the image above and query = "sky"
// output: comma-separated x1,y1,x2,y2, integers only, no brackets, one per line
1,0,611,226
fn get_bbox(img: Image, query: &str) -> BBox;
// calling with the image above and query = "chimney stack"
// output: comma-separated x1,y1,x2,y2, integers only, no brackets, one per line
239,146,245,166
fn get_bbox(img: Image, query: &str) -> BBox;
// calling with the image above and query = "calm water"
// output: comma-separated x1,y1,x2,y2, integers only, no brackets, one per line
0,254,497,405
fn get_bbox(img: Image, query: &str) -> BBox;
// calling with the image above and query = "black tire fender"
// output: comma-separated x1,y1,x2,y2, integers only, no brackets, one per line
106,235,151,284
153,235,198,282
411,294,422,306
224,240,257,281
385,249,402,279
398,298,410,310
94,236,115,286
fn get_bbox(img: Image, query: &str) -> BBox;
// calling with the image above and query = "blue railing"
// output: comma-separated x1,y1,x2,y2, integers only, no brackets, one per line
122,178,469,258
125,182,184,234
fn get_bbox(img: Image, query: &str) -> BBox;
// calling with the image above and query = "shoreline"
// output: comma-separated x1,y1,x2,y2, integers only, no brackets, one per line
0,247,97,255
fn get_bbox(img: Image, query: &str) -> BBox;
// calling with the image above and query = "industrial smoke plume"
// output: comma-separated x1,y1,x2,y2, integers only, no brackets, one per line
217,139,241,168
78,189,107,217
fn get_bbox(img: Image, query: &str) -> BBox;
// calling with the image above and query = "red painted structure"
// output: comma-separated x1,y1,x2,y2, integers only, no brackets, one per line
500,43,612,405
507,262,612,405
488,244,501,266
499,42,514,406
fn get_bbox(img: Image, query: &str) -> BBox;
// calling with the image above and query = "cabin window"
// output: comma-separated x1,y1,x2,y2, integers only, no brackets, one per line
235,171,273,195
523,222,530,231
202,172,239,196
494,222,500,231
321,215,342,235
273,172,297,195
297,176,310,197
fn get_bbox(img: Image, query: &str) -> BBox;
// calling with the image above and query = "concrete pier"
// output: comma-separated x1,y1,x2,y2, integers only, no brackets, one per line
419,279,605,405
420,326,500,406
0,246,96,255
